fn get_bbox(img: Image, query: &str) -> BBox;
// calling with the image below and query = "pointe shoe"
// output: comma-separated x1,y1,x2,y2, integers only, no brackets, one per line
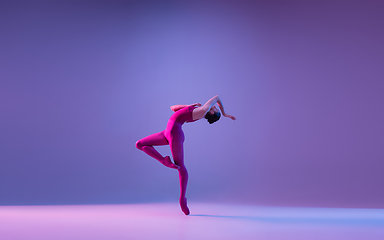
163,156,180,170
179,197,190,215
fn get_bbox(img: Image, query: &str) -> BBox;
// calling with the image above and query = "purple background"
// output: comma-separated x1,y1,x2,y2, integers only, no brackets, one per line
1,1,383,208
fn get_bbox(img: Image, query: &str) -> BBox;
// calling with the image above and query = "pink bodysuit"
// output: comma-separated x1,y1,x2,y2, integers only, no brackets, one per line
164,105,198,143
135,106,197,215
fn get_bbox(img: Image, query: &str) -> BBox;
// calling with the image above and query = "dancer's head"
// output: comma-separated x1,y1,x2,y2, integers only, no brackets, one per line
205,106,221,124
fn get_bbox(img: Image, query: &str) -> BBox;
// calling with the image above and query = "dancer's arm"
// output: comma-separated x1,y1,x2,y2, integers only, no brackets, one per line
193,95,236,120
216,98,236,120
170,103,201,112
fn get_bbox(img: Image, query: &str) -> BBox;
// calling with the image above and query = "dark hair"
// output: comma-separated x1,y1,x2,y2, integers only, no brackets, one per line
205,111,221,124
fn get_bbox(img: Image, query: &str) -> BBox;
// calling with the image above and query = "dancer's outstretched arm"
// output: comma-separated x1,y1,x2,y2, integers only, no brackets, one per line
216,97,236,120
170,103,201,112
193,95,236,120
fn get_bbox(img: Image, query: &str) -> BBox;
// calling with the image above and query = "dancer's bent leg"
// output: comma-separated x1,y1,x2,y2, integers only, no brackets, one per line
136,131,179,169
170,139,190,215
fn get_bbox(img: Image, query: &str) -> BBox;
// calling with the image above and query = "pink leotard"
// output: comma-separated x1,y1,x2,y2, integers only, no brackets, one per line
164,105,197,143
135,106,198,215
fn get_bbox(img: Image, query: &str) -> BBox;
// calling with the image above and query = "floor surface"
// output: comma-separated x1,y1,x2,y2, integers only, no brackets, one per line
1,203,383,240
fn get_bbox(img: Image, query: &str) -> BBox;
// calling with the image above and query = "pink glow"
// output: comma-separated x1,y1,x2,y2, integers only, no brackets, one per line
1,203,383,240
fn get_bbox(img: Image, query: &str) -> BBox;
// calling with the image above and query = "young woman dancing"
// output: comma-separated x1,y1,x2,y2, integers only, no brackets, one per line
135,95,236,215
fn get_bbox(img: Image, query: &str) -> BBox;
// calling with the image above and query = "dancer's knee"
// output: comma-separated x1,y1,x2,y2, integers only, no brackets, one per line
135,140,144,150
178,165,188,173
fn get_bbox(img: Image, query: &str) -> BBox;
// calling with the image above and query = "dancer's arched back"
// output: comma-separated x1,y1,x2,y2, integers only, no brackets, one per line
136,95,236,215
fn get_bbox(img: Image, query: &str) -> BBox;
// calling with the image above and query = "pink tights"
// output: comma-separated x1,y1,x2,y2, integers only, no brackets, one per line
136,130,190,215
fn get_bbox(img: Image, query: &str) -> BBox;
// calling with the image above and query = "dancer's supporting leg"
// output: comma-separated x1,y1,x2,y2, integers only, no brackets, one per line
136,131,179,169
170,139,190,215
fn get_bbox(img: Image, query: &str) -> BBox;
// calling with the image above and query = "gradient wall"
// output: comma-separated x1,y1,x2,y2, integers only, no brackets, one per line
1,1,383,208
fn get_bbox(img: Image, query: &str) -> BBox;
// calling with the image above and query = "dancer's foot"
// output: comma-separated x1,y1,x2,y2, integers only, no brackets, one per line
162,156,180,170
179,197,190,215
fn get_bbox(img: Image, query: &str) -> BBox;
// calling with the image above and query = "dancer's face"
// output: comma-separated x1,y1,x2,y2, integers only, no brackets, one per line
209,106,219,114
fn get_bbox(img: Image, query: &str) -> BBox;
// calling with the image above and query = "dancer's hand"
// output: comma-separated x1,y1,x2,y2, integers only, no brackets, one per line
191,103,202,107
224,113,236,120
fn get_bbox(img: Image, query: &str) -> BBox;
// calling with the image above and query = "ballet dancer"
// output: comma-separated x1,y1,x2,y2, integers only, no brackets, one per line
135,95,236,215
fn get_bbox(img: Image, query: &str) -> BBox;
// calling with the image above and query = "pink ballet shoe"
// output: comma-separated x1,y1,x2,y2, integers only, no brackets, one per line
179,197,190,215
163,156,180,170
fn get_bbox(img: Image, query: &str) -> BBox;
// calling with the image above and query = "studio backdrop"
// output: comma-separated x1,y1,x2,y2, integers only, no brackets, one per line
1,0,383,208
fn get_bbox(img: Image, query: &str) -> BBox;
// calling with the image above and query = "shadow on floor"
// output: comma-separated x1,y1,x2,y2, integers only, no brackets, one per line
190,214,384,226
